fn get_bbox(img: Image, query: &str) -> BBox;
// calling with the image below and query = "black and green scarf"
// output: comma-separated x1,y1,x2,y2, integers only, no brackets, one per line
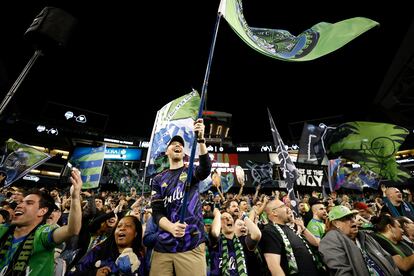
273,224,325,274
221,234,247,276
375,233,414,276
0,224,40,276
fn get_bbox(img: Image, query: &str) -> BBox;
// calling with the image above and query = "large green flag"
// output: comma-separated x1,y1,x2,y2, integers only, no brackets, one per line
219,0,379,61
326,121,410,182
146,90,201,175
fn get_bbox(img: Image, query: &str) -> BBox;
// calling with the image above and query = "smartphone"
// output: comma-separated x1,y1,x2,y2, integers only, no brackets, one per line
60,162,73,184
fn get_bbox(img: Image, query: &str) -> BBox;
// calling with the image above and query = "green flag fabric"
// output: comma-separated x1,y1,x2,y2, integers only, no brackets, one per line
146,90,201,176
68,145,106,189
219,0,379,61
326,121,410,182
0,138,51,187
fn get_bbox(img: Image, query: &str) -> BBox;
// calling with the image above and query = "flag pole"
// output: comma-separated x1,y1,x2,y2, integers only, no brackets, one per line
267,108,300,216
141,110,161,204
180,9,223,223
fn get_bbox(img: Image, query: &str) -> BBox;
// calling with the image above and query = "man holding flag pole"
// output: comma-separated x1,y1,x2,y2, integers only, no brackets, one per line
150,118,211,276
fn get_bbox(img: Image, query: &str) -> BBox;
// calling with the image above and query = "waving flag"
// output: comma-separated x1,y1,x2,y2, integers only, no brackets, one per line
221,173,235,193
328,158,379,191
198,175,213,193
146,90,201,176
68,145,106,189
326,121,409,182
268,109,300,213
0,138,51,187
245,160,276,187
297,123,329,164
219,0,379,61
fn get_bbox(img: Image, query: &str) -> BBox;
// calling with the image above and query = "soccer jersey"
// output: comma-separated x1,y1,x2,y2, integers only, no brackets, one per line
209,238,239,276
152,153,211,253
307,218,325,238
0,224,58,276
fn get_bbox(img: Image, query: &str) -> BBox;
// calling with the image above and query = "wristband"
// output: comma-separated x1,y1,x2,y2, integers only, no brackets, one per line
197,138,206,143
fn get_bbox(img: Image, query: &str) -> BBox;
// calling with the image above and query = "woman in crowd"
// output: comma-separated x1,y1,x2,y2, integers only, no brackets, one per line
373,214,414,276
67,215,145,276
319,205,401,275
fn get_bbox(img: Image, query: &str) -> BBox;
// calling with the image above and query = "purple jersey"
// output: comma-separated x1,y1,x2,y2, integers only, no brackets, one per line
151,154,211,253
209,238,239,276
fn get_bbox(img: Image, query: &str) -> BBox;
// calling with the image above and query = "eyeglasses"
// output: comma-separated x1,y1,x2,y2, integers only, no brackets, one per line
272,204,286,211
339,215,356,222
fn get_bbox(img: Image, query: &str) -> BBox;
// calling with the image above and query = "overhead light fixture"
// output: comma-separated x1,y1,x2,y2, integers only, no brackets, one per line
23,175,40,182
36,125,59,135
65,110,87,123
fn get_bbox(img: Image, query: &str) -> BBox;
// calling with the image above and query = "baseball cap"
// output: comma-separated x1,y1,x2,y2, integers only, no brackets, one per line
328,205,358,221
168,135,185,147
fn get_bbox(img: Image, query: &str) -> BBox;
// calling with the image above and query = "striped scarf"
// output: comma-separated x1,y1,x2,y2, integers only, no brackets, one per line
221,234,247,276
0,225,39,276
273,224,325,274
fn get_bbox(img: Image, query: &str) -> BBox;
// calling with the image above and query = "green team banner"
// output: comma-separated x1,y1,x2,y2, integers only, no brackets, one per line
219,0,379,61
146,90,201,175
327,121,410,182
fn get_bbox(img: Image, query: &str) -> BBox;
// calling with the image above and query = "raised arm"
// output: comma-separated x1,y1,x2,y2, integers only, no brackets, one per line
53,168,82,244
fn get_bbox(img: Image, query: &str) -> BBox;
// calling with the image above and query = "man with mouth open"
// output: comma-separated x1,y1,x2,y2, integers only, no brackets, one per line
319,205,401,275
0,168,83,276
209,208,262,276
150,118,212,276
259,198,323,276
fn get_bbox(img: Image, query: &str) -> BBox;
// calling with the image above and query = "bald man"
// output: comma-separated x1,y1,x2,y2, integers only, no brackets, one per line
382,186,414,220
259,199,323,276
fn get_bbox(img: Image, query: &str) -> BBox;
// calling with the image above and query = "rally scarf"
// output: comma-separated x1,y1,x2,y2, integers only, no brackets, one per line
355,239,385,276
384,197,414,219
273,224,324,274
221,234,247,276
0,224,40,276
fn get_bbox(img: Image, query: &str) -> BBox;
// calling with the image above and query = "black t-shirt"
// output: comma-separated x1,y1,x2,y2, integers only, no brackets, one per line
259,223,320,276
239,235,264,276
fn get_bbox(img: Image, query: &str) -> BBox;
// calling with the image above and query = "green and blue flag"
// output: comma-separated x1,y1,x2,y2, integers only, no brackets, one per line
219,0,379,61
0,138,51,187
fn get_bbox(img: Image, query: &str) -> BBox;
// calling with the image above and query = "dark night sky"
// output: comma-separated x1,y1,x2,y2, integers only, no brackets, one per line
0,1,413,147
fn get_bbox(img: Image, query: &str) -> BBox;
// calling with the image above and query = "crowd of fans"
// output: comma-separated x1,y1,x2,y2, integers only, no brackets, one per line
1,120,414,275
2,178,414,275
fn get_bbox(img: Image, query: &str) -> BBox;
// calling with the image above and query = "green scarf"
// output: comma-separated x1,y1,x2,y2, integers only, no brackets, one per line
375,233,414,276
221,234,247,276
0,225,39,276
273,224,324,274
